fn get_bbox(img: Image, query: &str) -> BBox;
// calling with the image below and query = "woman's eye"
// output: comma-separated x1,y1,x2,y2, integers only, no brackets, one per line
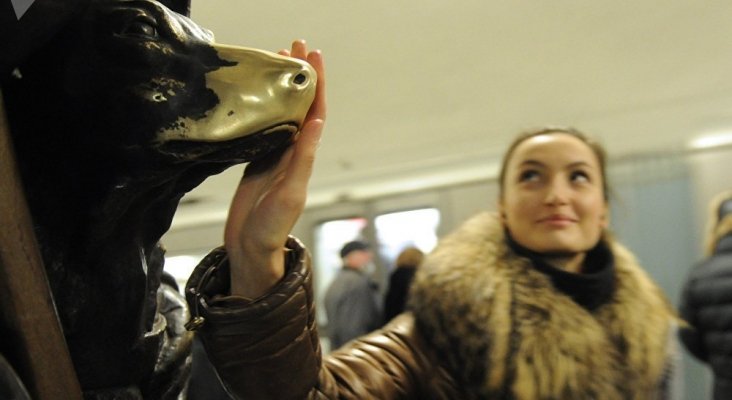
518,170,540,182
570,171,590,183
119,19,158,39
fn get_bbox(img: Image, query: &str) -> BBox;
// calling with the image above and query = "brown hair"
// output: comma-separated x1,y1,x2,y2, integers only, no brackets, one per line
498,126,609,201
396,247,425,268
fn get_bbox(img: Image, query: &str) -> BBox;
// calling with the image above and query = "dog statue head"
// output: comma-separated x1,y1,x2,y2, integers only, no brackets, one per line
2,0,315,396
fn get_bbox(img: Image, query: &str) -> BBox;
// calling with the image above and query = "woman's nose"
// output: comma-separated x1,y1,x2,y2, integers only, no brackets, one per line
544,181,570,205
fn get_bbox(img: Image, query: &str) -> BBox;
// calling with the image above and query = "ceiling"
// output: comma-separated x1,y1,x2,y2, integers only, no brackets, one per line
171,1,732,229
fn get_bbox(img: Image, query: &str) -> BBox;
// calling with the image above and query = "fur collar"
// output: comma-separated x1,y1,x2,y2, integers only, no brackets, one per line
409,212,676,399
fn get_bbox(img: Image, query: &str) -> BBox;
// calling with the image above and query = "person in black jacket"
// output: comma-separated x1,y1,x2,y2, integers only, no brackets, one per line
383,247,424,324
680,189,732,400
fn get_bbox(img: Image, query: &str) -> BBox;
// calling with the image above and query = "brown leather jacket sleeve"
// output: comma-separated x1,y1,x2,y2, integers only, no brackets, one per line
185,237,457,400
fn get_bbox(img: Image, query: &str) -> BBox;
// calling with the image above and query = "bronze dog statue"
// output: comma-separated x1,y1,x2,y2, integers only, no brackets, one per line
1,0,315,397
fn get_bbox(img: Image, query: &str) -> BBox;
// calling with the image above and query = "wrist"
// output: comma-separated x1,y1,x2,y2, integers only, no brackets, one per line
229,248,286,299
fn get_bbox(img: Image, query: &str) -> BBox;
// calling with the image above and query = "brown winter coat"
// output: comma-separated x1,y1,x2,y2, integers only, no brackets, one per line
186,212,677,399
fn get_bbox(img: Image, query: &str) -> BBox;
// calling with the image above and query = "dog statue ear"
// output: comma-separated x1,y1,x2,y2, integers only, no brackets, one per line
158,0,191,16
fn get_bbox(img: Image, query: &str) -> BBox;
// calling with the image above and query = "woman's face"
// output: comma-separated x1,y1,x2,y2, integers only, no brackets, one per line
500,133,608,256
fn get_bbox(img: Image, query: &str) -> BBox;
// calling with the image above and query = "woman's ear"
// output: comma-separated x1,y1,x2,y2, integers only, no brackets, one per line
600,203,610,229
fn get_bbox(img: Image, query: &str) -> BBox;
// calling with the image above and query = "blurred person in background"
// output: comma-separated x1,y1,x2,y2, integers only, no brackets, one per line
679,189,732,400
323,240,381,349
383,247,424,324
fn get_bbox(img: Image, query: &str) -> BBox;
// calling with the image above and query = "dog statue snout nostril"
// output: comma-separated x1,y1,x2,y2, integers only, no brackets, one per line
292,72,308,86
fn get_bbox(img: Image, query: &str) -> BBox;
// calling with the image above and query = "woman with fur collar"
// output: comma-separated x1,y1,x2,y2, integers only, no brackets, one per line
680,189,732,400
185,41,678,399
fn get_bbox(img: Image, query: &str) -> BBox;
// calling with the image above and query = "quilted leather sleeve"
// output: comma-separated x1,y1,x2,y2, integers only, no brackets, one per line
185,237,456,400
185,237,320,400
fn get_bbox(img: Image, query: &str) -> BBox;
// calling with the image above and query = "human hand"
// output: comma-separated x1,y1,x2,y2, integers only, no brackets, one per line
223,40,326,298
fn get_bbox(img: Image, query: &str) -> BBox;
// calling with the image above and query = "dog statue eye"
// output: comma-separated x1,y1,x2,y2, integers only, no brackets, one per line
119,19,159,39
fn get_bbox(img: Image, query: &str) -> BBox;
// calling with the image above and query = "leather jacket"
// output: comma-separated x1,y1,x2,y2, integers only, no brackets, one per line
185,238,457,400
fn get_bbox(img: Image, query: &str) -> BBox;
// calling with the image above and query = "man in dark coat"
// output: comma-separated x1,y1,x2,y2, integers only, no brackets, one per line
324,241,381,350
680,190,732,400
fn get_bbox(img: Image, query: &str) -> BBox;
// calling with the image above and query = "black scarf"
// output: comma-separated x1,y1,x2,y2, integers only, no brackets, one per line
506,233,616,311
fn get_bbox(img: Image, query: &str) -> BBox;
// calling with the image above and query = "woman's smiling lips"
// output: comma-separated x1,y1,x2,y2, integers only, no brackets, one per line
538,214,577,227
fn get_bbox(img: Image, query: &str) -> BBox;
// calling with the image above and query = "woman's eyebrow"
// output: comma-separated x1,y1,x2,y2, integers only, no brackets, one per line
518,160,595,169
566,161,593,169
518,160,545,168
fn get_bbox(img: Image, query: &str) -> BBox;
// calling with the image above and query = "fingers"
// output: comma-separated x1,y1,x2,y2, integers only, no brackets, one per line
305,50,326,122
281,118,324,199
285,41,325,197
290,39,307,60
